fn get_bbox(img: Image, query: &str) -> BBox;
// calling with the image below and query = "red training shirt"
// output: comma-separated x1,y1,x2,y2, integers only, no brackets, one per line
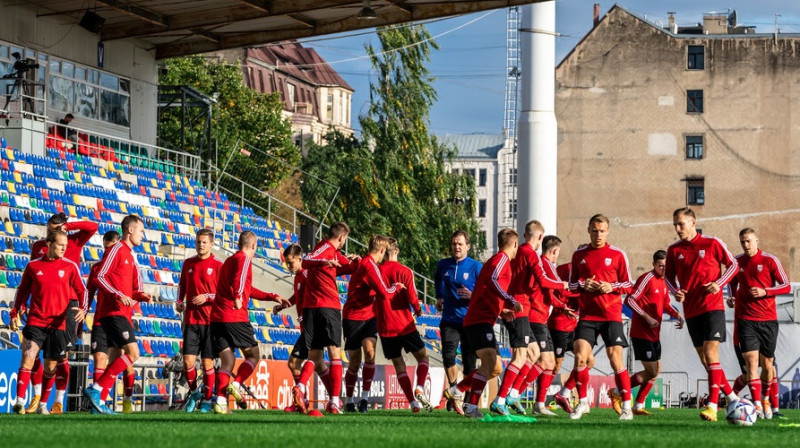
286,269,308,329
665,233,737,319
343,256,397,321
178,255,224,325
377,260,422,338
94,242,148,322
729,250,790,322
626,270,681,342
463,251,517,326
211,251,278,323
30,221,99,264
568,243,633,322
14,256,87,330
508,243,564,321
548,263,580,332
302,241,358,309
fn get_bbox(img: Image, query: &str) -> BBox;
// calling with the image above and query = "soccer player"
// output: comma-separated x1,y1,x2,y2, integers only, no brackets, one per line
618,250,684,416
84,215,152,414
434,230,482,406
177,229,223,413
444,228,522,418
727,228,789,419
86,230,140,413
273,244,315,413
492,221,567,416
301,222,359,414
565,214,633,421
10,230,87,414
342,235,403,413
378,238,433,413
210,231,288,414
549,246,583,414
665,207,739,422
25,213,97,414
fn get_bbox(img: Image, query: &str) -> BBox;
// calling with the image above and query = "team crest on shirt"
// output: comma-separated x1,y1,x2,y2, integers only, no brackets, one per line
207,268,214,275
463,273,469,280
444,272,450,277
580,259,586,264
739,268,744,273
757,265,763,272
122,331,129,339
678,254,685,260
486,333,493,341
604,258,612,266
188,268,193,274
698,250,706,259
655,289,660,293
58,270,65,278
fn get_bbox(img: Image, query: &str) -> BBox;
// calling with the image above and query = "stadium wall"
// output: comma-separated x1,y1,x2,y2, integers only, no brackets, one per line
0,0,157,144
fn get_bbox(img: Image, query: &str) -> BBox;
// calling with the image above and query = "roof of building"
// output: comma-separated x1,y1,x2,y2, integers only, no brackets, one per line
438,133,506,159
247,43,353,91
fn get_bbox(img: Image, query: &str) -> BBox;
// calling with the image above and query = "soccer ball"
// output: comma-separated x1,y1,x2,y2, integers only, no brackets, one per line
726,398,757,426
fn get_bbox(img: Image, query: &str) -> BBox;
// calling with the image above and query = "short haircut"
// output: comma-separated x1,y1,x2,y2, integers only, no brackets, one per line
196,228,215,240
525,220,544,235
653,250,667,262
497,228,518,249
387,237,399,254
238,230,257,249
283,243,303,259
47,212,68,225
368,235,390,253
673,207,695,220
739,227,757,238
588,214,609,227
327,222,350,239
541,235,562,253
451,230,471,245
46,229,67,242
103,230,120,243
121,215,143,234
65,113,74,119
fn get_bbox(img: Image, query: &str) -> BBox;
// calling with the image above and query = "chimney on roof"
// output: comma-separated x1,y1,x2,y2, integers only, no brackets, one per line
593,3,600,27
668,11,678,33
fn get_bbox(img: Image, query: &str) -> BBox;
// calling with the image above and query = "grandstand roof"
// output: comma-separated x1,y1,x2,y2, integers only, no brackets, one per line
27,0,546,59
438,133,505,159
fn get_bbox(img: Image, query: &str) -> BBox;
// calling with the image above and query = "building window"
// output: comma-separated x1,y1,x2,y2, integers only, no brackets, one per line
478,169,487,187
478,199,487,218
509,168,518,185
287,83,296,108
463,169,476,182
326,93,333,120
686,178,705,205
688,45,705,70
685,135,704,159
687,90,703,113
508,198,517,219
452,168,460,175
479,231,487,247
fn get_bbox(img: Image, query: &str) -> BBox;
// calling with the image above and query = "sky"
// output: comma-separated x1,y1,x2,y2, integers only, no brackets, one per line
301,1,800,136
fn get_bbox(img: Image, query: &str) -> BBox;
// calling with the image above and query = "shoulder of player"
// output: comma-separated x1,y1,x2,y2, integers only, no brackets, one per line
636,271,655,285
759,252,782,266
59,256,82,273
607,244,629,258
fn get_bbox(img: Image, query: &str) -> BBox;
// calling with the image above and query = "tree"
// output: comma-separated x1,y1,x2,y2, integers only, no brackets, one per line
158,56,299,195
301,25,483,275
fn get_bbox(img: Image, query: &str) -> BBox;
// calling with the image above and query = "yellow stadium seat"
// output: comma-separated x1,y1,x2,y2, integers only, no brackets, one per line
166,234,175,245
13,172,22,183
99,168,107,178
142,207,150,217
5,221,15,234
73,194,81,205
67,205,77,217
192,206,200,216
275,222,282,231
85,314,93,328
119,202,127,213
265,313,275,326
6,182,15,194
150,179,158,188
342,351,349,363
74,172,82,183
188,186,195,195
6,149,14,160
262,328,271,343
90,247,100,261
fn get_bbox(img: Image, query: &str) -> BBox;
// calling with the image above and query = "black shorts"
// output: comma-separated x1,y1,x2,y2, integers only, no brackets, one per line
303,308,342,350
631,337,661,362
550,329,574,359
530,322,554,352
575,320,628,348
737,319,778,359
211,322,258,356
290,334,309,360
22,325,68,360
184,324,214,359
98,316,137,349
465,323,499,353
502,317,531,348
686,311,726,348
342,318,378,351
90,323,108,355
381,330,426,359
440,320,476,374
65,300,79,349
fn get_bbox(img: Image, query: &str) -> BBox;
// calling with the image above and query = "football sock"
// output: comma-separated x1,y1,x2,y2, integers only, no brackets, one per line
536,370,555,404
186,366,198,391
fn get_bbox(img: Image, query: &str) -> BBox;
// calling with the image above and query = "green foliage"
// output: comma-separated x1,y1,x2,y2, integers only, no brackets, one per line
158,56,299,192
301,25,483,274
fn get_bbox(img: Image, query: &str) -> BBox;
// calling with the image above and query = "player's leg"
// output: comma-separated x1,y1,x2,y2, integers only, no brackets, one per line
52,357,71,414
199,357,216,413
607,344,632,420
85,318,136,414
390,355,416,410
224,323,260,410
732,344,747,395
182,323,202,412
440,321,461,387
344,347,362,411
633,360,659,415
357,336,377,412
14,333,41,414
37,359,57,415
565,321,594,419
25,357,44,414
410,344,433,412
757,321,778,419
759,355,774,419
289,335,312,413
322,308,344,413
494,319,528,408
769,364,783,418
214,347,236,414
513,330,543,405
534,349,557,415
466,348,501,418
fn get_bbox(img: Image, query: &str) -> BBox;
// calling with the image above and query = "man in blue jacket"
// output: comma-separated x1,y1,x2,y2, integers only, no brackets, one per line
435,230,483,398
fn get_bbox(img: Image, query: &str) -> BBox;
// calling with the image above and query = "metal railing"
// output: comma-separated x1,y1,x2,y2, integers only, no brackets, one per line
44,120,203,180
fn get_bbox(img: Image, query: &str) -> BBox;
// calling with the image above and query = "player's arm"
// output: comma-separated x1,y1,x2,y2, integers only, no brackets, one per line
663,249,683,299
764,257,791,297
176,262,188,311
625,276,657,323
131,263,152,302
568,253,585,292
11,265,34,327
404,272,422,316
95,244,128,302
714,241,738,289
533,257,568,291
70,265,89,320
335,253,358,276
364,259,399,298
301,243,333,269
64,220,99,247
609,254,633,294
490,257,520,311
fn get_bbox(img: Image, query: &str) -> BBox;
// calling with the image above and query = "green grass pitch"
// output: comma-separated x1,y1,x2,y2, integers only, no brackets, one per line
1,408,797,447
